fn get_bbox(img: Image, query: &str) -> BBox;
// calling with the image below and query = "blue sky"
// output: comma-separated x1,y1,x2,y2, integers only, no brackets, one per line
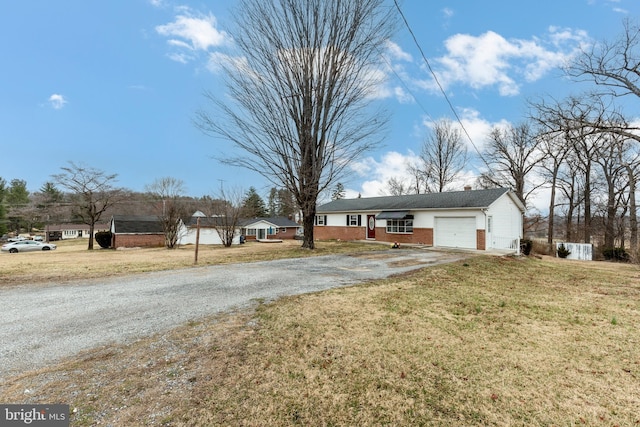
1,0,638,209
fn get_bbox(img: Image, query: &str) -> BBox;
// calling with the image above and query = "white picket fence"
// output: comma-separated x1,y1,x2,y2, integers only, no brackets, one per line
556,242,593,261
492,236,521,255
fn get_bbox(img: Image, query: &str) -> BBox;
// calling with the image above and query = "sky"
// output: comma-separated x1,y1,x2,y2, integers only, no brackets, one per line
1,0,638,211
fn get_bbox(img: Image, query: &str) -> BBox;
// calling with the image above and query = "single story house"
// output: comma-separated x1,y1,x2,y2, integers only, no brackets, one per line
110,215,165,248
241,217,302,240
314,187,525,252
177,214,302,244
45,223,109,241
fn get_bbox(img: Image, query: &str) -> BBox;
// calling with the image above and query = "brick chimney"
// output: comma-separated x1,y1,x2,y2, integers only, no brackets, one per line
464,185,472,191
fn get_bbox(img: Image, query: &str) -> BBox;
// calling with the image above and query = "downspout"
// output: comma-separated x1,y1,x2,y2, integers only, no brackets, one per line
481,208,488,251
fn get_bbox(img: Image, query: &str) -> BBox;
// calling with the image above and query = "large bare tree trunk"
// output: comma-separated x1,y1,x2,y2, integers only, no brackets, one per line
626,164,638,256
196,0,395,249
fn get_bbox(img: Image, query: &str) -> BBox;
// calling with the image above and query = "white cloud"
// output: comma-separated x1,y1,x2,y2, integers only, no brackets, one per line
427,27,589,96
350,151,420,197
167,52,192,64
345,110,518,198
421,108,509,152
156,10,231,63
48,94,67,109
349,149,480,198
385,40,412,62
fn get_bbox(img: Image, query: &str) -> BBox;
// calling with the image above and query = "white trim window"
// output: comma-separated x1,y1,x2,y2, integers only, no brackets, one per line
386,218,413,234
348,214,360,226
315,215,326,226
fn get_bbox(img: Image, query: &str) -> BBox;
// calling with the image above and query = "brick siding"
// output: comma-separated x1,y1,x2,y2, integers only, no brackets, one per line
476,229,486,250
314,226,433,245
112,234,165,249
313,226,367,241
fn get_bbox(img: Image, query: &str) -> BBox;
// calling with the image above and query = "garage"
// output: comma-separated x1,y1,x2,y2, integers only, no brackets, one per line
435,217,477,249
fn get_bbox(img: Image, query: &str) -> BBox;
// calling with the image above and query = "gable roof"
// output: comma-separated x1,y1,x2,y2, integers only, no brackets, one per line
317,188,524,213
241,217,300,228
182,216,299,229
111,215,164,234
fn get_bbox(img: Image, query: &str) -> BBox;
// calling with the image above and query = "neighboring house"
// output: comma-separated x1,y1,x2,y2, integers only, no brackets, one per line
178,215,241,246
241,217,302,240
45,223,109,241
110,215,165,248
177,214,302,245
314,187,525,252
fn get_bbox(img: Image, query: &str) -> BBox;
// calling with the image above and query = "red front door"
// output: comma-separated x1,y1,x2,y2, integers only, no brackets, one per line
366,215,376,239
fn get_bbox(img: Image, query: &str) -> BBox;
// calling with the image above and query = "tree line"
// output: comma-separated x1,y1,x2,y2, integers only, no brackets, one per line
367,19,640,258
0,163,298,250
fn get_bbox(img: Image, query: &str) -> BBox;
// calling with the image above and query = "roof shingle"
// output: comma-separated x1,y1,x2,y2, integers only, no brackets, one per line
317,188,518,212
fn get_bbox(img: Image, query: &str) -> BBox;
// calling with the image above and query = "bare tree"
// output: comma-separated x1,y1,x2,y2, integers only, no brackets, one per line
145,177,189,249
565,20,640,251
566,18,640,100
196,0,395,249
384,176,410,196
537,131,570,252
417,119,468,193
619,141,640,255
52,162,122,250
480,122,545,207
207,186,244,247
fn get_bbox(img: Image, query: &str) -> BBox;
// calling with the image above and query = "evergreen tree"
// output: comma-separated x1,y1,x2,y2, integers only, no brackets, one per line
267,187,278,217
276,188,297,218
6,179,30,234
242,187,267,218
0,178,7,235
39,181,63,205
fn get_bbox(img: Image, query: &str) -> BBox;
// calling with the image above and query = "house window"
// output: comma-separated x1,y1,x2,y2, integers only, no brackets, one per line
315,215,326,226
246,228,257,236
348,215,360,226
386,219,413,234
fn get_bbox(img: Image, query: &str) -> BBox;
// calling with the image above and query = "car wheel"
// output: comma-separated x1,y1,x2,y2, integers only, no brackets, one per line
42,246,51,251
9,248,18,253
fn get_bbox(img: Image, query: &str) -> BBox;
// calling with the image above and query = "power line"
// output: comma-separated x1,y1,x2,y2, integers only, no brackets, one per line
391,0,493,172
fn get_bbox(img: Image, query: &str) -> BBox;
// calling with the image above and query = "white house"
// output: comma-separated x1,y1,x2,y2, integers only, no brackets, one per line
314,187,525,252
241,217,301,240
178,214,302,245
178,216,241,245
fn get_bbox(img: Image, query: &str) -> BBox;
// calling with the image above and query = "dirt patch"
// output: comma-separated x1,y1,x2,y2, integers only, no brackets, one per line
387,259,432,267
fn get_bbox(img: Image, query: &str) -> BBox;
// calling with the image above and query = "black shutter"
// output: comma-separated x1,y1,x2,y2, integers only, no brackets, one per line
346,214,350,225
324,215,327,225
357,215,362,226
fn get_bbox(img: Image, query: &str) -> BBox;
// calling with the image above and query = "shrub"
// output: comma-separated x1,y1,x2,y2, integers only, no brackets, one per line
520,239,532,256
556,243,571,259
530,239,550,255
95,231,113,249
602,247,630,262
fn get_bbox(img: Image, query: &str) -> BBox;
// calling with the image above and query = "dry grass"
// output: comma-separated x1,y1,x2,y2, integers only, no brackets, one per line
2,254,639,426
0,239,385,287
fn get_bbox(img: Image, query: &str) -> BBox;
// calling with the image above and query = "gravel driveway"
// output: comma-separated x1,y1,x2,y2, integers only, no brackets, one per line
0,249,465,380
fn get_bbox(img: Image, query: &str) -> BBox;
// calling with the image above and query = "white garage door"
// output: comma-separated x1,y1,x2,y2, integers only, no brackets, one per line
435,217,477,249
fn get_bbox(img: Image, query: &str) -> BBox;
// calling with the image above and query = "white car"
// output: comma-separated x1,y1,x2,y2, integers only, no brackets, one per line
1,240,57,253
